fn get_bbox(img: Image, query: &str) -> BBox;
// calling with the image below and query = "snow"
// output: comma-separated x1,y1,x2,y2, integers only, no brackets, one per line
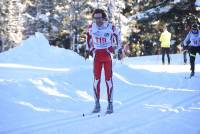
195,0,200,11
128,0,185,21
37,13,49,22
170,0,181,4
195,0,200,6
0,33,200,134
129,5,173,21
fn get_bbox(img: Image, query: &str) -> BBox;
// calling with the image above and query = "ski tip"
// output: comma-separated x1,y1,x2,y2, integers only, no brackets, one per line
82,112,101,118
185,76,192,79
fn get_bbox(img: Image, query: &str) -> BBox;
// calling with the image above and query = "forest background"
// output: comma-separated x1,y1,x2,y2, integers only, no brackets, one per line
0,0,200,57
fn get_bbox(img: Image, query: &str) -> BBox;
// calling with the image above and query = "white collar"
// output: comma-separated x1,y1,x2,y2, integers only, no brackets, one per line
95,22,109,30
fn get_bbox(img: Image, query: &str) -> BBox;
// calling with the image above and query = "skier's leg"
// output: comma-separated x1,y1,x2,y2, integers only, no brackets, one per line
183,50,187,64
106,79,113,103
93,59,102,101
104,59,113,113
104,60,113,103
190,54,196,76
189,47,196,76
93,59,103,112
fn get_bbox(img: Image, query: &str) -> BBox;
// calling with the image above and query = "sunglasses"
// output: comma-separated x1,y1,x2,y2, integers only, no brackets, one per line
93,17,103,20
192,29,198,32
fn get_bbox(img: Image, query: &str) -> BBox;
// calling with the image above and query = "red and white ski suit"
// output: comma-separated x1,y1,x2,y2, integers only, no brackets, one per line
86,22,122,103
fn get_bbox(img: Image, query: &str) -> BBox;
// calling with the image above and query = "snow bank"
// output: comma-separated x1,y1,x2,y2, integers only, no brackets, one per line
0,33,85,67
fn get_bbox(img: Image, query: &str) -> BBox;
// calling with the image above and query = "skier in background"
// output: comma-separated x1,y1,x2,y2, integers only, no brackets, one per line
159,25,172,65
84,9,122,114
182,14,199,65
184,23,200,77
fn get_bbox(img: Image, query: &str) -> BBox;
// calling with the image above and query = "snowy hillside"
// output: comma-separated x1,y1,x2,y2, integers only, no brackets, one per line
0,33,200,134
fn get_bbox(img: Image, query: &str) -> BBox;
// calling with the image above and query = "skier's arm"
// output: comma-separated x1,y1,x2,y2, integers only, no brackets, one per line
113,27,122,51
112,26,123,60
183,32,191,47
85,25,94,59
86,31,91,51
84,32,91,59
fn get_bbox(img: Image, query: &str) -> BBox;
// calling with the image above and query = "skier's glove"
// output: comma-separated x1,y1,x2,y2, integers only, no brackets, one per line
117,48,123,60
84,50,90,60
84,50,93,60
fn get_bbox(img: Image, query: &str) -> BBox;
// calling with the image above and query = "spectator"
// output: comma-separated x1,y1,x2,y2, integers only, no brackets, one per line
0,37,2,52
159,26,172,65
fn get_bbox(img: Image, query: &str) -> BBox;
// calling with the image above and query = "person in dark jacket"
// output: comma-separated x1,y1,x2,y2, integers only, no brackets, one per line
184,23,200,77
0,37,2,52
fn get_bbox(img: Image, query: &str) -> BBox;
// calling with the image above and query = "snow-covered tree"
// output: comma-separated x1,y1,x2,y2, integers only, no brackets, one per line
126,0,200,56
0,0,24,51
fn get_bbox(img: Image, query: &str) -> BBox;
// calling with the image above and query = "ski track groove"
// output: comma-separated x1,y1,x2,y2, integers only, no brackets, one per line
0,113,99,134
96,94,200,134
115,89,164,112
1,63,199,134
95,73,200,134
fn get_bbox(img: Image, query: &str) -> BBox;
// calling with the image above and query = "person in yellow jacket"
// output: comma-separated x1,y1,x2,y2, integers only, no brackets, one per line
159,26,171,65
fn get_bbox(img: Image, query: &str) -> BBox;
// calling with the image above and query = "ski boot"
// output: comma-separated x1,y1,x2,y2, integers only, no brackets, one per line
106,102,113,114
190,71,195,77
92,101,100,113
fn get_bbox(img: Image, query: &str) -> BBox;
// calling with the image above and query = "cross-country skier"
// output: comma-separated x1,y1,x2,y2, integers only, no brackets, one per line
184,23,200,77
84,9,122,114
